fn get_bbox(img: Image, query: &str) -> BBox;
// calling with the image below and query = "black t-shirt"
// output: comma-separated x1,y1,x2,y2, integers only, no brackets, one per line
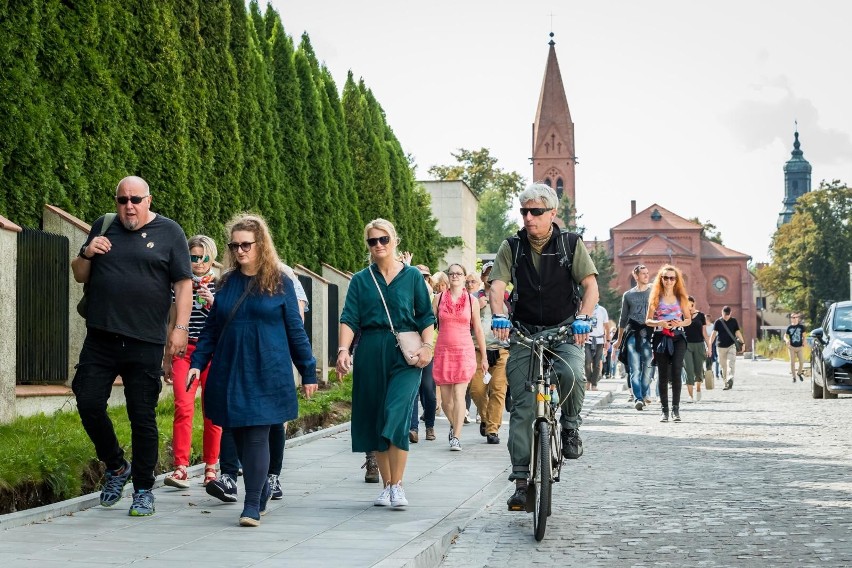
713,317,741,348
83,214,191,344
786,324,805,347
684,311,706,343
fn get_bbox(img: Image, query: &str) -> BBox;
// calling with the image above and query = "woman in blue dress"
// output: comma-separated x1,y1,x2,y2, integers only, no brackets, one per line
189,214,316,527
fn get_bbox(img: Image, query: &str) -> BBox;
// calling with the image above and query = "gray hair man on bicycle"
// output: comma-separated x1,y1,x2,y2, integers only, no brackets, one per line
489,183,599,511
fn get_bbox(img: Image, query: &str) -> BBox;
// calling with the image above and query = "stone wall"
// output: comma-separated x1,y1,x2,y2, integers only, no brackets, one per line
0,214,22,423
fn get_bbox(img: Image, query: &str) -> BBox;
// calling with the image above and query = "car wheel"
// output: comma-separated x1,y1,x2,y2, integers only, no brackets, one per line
823,373,839,400
812,374,823,399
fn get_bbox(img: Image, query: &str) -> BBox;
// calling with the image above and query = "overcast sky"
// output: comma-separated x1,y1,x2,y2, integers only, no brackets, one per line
269,0,852,263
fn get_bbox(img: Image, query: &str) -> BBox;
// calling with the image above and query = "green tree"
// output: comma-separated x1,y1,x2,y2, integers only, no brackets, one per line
687,217,724,244
558,195,585,236
589,243,620,318
429,147,525,254
758,180,852,323
476,189,519,253
319,65,361,270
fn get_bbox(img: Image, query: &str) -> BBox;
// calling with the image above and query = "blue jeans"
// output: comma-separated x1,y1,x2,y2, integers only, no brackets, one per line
410,360,436,430
626,332,653,401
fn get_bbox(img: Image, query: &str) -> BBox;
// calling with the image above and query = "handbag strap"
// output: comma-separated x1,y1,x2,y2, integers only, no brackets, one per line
718,318,738,343
368,264,399,337
216,275,255,348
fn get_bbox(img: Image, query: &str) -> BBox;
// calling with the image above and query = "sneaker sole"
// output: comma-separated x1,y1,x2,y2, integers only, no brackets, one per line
374,501,391,507
239,516,260,527
391,501,408,508
163,477,190,490
205,483,238,503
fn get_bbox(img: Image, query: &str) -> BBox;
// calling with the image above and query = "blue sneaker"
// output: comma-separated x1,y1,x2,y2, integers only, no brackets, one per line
268,473,283,500
99,460,131,507
128,489,155,516
206,474,238,503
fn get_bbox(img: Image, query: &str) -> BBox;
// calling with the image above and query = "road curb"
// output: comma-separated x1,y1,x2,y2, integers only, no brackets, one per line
0,421,354,531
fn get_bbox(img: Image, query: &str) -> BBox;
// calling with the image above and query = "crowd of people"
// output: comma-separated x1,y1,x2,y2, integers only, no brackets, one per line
74,176,770,525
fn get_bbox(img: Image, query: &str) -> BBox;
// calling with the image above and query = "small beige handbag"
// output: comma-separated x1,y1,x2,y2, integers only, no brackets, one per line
369,265,422,366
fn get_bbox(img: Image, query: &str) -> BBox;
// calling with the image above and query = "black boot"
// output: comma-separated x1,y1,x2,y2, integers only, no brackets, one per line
507,484,528,511
561,428,583,459
672,406,681,422
660,408,669,422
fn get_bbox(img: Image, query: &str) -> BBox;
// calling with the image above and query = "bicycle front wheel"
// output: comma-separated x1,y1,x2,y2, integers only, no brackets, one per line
533,420,551,541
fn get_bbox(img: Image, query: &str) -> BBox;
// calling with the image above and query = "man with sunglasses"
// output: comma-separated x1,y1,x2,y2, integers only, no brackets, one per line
488,183,599,511
71,176,192,517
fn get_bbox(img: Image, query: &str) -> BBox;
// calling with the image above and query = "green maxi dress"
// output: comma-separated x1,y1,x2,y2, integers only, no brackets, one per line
341,263,435,452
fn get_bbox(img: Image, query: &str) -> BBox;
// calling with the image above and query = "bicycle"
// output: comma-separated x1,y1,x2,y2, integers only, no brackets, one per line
510,324,575,541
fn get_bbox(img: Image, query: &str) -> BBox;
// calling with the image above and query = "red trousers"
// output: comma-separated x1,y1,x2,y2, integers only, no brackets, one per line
171,343,221,466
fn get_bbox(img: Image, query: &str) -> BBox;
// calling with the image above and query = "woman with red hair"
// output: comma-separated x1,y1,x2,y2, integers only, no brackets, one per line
645,265,691,423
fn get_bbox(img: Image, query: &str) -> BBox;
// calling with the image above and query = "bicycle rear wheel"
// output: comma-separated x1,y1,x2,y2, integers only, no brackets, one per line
533,420,551,541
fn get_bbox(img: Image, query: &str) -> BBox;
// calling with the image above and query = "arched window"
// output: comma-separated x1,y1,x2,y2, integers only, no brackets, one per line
544,178,552,188
556,178,564,199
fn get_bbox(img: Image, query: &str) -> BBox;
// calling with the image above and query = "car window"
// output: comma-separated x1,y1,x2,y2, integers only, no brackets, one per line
833,306,852,332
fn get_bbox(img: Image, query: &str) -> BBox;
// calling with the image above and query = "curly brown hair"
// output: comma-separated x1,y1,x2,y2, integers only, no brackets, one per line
222,213,283,295
648,264,690,318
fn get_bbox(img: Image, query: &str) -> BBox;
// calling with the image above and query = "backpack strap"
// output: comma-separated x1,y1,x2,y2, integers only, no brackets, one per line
507,236,522,304
99,213,116,236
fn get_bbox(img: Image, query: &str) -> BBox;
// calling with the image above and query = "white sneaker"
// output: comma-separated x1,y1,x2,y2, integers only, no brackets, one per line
374,484,391,507
449,437,462,451
695,391,702,402
390,483,408,507
687,395,694,403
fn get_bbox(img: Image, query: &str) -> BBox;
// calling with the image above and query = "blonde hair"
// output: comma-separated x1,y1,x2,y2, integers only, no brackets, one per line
363,218,400,263
432,271,449,293
648,264,690,317
223,213,283,295
187,235,217,264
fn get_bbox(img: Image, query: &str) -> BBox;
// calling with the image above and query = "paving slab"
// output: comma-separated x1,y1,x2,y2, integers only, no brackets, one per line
0,384,617,567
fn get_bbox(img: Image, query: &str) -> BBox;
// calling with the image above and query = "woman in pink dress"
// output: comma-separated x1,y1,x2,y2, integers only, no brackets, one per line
433,264,488,451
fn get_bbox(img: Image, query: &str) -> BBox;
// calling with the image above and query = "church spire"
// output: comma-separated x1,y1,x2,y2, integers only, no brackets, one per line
531,32,576,209
777,125,812,228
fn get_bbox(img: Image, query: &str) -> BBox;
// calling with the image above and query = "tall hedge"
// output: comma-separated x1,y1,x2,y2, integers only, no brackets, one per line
0,1,449,271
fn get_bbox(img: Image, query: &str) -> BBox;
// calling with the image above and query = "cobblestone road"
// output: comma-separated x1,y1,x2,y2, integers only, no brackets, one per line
440,359,852,567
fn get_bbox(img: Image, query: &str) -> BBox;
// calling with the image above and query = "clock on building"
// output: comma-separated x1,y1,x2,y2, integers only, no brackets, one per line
712,276,728,293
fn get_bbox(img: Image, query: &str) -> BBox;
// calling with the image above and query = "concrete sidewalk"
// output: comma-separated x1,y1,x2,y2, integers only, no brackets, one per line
0,383,619,568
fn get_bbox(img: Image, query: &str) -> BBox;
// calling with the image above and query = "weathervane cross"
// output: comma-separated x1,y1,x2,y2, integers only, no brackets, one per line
549,11,556,32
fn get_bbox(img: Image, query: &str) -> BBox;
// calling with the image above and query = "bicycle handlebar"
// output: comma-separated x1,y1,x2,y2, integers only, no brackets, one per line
509,325,573,349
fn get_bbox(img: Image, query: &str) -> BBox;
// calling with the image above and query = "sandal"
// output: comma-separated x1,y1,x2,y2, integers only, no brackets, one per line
164,465,190,489
203,466,217,486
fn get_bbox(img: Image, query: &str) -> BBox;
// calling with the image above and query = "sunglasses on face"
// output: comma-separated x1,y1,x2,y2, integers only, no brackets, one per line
115,195,149,205
366,235,391,247
227,241,255,253
520,207,553,217
662,275,677,282
190,254,210,263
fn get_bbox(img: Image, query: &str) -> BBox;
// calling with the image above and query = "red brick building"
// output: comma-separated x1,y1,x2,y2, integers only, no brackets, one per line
530,34,756,342
604,202,756,343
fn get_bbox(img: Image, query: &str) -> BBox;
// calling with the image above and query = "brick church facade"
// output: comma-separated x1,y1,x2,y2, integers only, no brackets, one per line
531,35,756,342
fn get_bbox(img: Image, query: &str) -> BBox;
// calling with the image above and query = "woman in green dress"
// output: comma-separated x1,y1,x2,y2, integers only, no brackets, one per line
336,219,435,508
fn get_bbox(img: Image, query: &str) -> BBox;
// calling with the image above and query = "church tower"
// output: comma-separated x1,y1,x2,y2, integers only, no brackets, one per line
531,32,576,207
777,128,812,227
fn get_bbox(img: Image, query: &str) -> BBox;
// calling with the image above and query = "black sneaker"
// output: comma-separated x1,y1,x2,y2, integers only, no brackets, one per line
723,379,733,390
561,428,583,459
798,373,804,382
660,409,669,422
672,407,681,422
206,473,238,503
268,474,283,500
486,433,500,444
507,485,528,511
480,423,487,437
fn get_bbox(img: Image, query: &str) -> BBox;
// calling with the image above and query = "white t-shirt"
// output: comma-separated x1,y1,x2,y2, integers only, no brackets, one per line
588,305,608,344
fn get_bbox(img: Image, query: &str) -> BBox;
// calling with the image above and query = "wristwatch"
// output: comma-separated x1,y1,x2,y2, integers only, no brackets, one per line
575,314,591,321
78,245,93,260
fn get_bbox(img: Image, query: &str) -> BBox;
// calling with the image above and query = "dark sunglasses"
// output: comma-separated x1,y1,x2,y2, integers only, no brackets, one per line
520,207,553,217
227,241,255,253
366,235,391,247
190,254,210,263
662,275,677,281
115,194,149,205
